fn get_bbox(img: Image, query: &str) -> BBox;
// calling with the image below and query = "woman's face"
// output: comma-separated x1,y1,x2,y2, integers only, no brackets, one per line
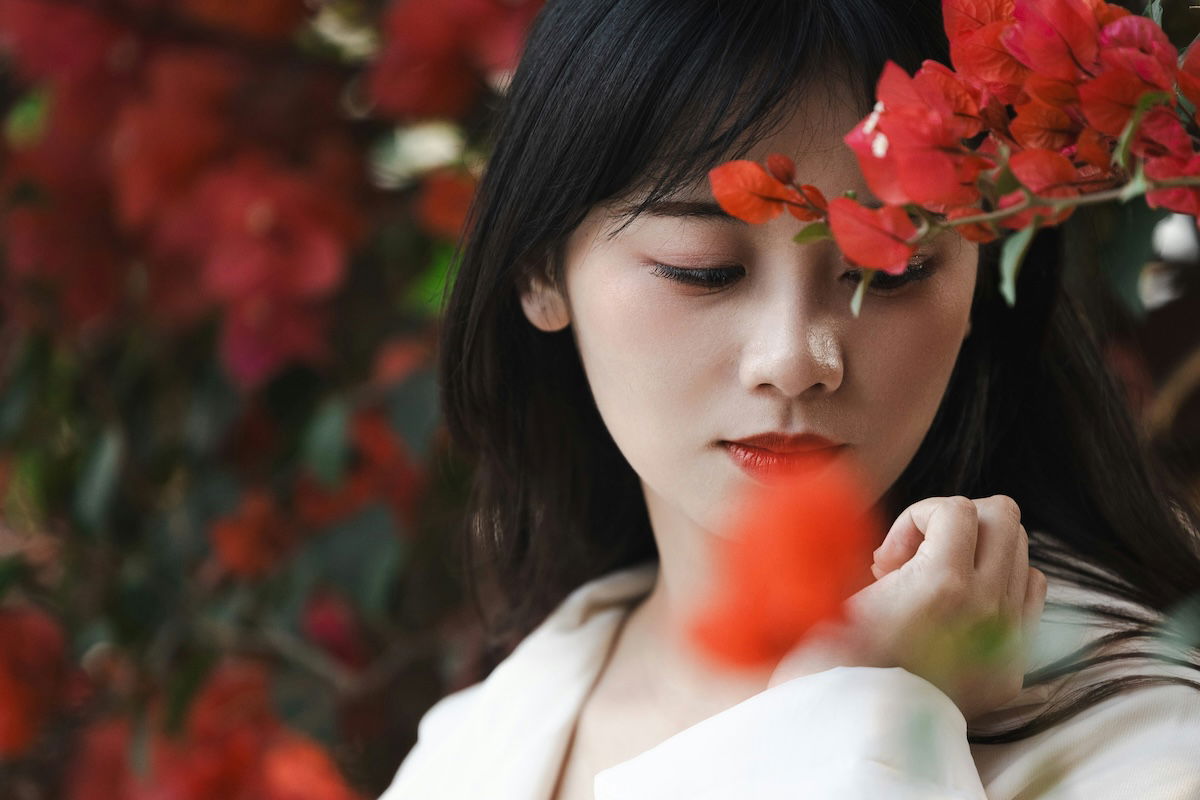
520,84,979,537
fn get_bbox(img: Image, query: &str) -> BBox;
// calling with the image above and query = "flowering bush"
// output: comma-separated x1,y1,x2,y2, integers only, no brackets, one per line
0,0,541,795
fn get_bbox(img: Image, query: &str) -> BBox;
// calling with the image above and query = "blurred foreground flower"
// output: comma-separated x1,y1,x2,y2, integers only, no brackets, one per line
690,457,881,669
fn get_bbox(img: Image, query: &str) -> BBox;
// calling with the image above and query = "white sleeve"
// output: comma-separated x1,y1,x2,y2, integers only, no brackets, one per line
377,682,484,800
980,680,1200,800
594,666,987,800
595,666,1200,800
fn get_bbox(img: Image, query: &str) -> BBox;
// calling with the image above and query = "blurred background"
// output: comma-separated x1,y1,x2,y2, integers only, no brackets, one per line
0,1,1197,798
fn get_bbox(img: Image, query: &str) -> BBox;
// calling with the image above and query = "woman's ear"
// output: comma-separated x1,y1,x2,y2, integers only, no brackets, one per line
519,271,571,332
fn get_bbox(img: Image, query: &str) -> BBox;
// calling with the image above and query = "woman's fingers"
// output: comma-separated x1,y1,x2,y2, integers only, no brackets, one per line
872,497,944,577
1005,524,1030,616
971,495,1022,590
906,496,979,575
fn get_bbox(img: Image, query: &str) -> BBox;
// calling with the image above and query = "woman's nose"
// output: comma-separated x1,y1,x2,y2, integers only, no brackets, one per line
738,298,844,398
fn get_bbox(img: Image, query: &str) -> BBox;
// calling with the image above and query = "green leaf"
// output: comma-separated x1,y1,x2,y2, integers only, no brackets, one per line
73,427,124,533
792,221,831,244
282,503,407,626
999,224,1038,307
403,243,461,316
0,556,29,601
849,270,875,318
184,365,242,456
302,397,350,487
164,649,218,736
1145,0,1163,24
0,336,43,442
383,369,440,461
4,90,48,148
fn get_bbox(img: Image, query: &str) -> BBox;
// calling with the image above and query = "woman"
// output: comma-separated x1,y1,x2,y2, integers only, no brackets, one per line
381,0,1200,797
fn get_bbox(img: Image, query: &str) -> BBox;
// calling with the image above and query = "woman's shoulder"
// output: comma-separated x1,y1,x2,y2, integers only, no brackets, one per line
379,561,658,798
405,561,657,733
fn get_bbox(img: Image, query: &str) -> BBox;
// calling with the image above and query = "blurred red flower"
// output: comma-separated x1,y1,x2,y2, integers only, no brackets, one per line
177,0,310,40
0,606,66,757
689,457,881,670
304,590,371,670
152,154,358,387
368,0,543,119
262,737,363,800
210,490,296,578
294,409,426,533
416,169,477,240
66,662,360,799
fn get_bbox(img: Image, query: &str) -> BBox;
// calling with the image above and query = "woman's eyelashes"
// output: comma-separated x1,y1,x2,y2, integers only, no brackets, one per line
650,262,745,289
650,255,937,293
842,254,938,291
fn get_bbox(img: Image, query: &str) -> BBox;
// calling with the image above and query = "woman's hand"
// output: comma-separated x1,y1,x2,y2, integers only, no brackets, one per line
767,495,1047,722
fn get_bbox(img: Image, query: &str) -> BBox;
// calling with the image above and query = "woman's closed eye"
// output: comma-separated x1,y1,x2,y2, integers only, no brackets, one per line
650,254,938,293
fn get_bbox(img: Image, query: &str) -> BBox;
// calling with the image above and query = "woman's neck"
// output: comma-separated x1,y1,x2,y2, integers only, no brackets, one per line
613,486,773,722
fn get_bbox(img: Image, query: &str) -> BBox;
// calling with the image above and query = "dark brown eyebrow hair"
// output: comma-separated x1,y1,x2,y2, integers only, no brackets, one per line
628,198,746,224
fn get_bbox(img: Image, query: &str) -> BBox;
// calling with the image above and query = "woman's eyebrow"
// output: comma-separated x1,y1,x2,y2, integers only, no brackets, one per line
624,198,747,224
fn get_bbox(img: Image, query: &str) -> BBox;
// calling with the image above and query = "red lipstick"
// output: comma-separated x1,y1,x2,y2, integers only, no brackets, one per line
721,433,846,481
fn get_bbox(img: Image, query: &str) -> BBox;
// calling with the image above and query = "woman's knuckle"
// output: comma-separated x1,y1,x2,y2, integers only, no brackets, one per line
943,496,977,520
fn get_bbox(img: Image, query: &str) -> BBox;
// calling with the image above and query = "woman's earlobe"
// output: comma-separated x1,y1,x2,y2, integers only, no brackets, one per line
519,274,571,332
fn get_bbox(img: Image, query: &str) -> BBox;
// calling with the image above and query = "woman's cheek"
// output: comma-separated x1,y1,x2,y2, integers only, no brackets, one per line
569,265,722,484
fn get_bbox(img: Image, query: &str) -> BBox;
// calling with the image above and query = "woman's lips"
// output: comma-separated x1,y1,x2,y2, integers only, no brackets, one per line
721,441,847,481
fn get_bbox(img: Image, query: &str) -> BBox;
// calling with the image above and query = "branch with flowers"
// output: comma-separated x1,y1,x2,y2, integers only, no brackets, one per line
710,0,1200,315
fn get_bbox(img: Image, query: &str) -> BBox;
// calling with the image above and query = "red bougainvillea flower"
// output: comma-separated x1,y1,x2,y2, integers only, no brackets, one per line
827,197,918,273
689,456,881,669
417,169,478,239
368,0,477,119
219,296,331,390
709,160,825,223
845,61,990,210
304,590,371,670
1071,126,1116,170
177,0,310,39
0,607,66,757
262,737,363,800
1146,153,1200,218
0,0,134,85
151,154,357,386
210,490,296,578
944,0,1030,106
997,148,1082,229
1078,65,1169,138
1010,76,1082,150
66,662,361,800
371,338,430,387
1177,40,1200,111
946,206,1001,243
1097,15,1176,93
110,48,238,231
1000,0,1101,84
368,0,542,119
295,409,426,532
1131,107,1194,163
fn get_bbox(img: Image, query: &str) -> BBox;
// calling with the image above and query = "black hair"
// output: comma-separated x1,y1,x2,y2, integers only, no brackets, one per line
436,0,1200,743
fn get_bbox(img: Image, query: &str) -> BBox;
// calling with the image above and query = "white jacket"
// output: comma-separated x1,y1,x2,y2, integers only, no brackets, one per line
380,561,1200,799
